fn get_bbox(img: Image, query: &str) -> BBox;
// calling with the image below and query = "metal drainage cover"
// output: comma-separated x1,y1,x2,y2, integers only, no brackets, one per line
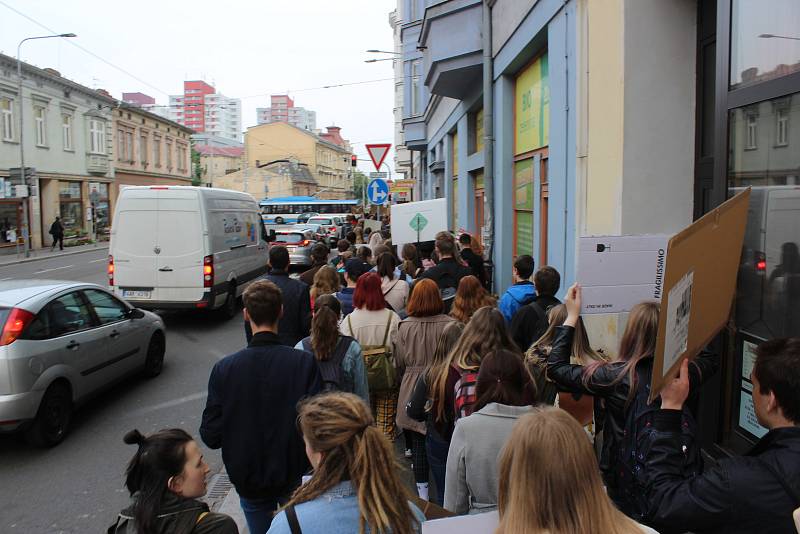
204,472,232,509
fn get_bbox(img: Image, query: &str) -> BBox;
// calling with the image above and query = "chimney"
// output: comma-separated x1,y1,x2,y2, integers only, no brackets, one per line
43,68,61,77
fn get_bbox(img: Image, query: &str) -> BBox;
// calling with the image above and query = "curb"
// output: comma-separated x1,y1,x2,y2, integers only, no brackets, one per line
0,244,109,267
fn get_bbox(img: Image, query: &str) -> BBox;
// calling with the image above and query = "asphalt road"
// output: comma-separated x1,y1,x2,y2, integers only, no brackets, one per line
0,249,247,533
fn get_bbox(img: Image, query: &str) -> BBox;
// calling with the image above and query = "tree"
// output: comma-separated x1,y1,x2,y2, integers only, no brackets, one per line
352,170,369,204
190,142,203,186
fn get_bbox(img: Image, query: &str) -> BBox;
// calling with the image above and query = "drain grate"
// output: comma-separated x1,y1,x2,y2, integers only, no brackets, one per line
204,472,233,505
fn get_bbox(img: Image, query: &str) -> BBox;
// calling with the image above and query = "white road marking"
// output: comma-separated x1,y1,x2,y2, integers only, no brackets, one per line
34,265,73,273
0,277,11,281
126,391,208,418
89,258,106,263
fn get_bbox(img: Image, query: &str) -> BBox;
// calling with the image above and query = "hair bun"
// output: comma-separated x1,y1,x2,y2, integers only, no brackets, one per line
123,429,146,446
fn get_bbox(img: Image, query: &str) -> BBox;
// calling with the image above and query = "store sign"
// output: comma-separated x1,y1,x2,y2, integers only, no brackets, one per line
515,53,550,154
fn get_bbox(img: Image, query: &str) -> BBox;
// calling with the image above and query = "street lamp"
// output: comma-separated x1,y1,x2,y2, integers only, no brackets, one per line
365,49,401,55
17,33,77,257
759,33,800,41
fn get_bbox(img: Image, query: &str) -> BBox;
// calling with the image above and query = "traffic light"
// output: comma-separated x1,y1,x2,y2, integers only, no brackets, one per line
350,155,357,167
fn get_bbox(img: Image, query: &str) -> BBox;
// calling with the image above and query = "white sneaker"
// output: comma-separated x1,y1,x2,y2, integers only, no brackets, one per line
404,448,412,459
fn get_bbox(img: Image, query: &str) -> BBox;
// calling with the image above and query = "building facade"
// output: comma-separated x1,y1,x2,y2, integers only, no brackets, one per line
0,55,114,250
390,9,413,188
212,159,318,199
167,81,242,142
245,122,353,199
112,104,193,205
195,144,244,186
400,0,800,458
256,94,317,131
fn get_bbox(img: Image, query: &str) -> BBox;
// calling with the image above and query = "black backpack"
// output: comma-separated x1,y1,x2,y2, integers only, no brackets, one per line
301,335,354,392
615,365,703,523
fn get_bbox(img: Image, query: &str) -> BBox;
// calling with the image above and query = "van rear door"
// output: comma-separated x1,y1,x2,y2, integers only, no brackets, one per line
154,190,205,303
113,192,159,298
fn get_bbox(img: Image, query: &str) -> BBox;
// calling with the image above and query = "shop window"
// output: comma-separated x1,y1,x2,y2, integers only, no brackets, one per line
59,181,84,234
0,200,21,246
513,159,534,257
469,108,484,155
1,97,15,141
729,92,800,342
730,0,800,89
90,183,110,239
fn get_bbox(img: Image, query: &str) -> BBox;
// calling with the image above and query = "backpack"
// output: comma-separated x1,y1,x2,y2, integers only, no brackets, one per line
615,365,703,522
453,369,480,420
301,335,354,392
348,312,396,392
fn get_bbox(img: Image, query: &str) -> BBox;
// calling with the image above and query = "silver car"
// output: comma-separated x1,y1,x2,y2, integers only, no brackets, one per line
272,229,316,267
0,280,166,446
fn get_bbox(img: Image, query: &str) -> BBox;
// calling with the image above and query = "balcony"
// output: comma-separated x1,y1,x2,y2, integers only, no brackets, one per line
87,154,110,175
419,0,483,100
402,115,427,150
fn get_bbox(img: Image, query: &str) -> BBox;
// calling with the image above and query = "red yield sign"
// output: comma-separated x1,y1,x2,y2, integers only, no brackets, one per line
365,143,391,171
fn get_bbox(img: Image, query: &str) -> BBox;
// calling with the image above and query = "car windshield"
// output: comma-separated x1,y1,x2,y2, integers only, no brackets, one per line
275,233,306,243
309,218,332,225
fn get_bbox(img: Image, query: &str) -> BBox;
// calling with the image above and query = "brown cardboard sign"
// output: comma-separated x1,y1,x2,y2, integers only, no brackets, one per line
649,188,751,403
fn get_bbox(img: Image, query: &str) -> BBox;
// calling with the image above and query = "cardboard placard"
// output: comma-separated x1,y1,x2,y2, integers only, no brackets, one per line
391,198,448,246
363,219,382,234
649,188,751,402
422,510,498,533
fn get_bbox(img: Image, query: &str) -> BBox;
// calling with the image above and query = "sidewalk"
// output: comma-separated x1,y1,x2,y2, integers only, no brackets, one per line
0,242,108,267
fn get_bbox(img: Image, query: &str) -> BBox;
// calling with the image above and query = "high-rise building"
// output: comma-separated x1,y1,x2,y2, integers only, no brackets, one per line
256,94,317,131
166,81,242,142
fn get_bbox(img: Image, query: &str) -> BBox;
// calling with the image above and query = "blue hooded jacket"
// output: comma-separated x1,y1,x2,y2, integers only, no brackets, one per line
499,281,537,323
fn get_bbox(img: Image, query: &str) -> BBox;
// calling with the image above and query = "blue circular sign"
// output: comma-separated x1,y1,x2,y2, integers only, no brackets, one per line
367,178,389,205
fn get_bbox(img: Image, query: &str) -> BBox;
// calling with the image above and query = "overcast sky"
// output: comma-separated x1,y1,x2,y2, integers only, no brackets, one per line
0,0,398,175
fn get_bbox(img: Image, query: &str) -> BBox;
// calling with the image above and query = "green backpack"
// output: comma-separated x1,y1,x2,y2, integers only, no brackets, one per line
349,312,396,392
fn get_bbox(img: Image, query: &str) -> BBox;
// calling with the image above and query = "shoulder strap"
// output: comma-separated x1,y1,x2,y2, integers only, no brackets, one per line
347,315,353,335
383,279,400,295
285,504,303,534
381,311,393,346
758,457,800,506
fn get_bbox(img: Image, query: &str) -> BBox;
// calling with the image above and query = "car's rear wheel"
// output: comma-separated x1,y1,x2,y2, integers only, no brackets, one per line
143,332,165,378
219,285,238,319
25,383,72,447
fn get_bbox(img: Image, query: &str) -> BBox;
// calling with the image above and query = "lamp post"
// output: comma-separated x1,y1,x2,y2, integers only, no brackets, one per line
17,33,76,257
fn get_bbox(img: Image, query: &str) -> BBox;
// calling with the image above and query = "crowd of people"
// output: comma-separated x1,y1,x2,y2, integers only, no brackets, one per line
109,218,800,534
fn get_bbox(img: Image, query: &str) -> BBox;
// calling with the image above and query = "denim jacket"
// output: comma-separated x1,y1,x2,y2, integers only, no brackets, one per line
268,481,425,534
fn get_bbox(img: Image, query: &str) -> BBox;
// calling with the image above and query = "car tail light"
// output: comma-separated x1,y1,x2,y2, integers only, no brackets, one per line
108,255,115,286
0,308,35,346
203,255,214,288
302,240,312,246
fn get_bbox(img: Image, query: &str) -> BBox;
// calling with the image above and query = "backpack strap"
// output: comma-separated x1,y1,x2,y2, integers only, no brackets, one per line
285,504,303,534
347,315,353,337
381,311,393,347
758,457,800,507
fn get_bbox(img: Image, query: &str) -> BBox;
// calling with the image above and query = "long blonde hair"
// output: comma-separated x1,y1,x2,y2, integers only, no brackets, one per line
526,304,607,365
286,393,417,534
430,307,518,422
311,266,341,300
495,407,643,534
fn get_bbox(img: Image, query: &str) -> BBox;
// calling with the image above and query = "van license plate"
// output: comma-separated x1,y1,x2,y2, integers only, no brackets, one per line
123,290,151,299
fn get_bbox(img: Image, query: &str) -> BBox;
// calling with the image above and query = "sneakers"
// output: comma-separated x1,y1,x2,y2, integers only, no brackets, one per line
404,448,412,459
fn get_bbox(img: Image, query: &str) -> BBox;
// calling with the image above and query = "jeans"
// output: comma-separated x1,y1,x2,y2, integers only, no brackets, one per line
426,432,449,507
239,495,282,534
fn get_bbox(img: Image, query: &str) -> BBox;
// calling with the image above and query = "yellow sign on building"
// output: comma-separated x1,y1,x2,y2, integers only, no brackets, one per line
515,53,549,154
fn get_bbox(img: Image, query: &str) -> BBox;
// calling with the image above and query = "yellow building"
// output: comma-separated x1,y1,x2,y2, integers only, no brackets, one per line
245,122,352,199
212,159,318,199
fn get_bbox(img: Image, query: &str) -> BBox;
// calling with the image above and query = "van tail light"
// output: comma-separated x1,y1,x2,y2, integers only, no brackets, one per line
0,308,35,346
108,255,115,286
755,252,767,273
203,255,214,288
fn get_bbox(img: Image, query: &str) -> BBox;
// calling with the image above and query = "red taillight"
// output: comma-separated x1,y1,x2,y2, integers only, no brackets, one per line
203,255,214,288
302,240,312,246
0,308,35,346
108,255,115,286
756,260,767,272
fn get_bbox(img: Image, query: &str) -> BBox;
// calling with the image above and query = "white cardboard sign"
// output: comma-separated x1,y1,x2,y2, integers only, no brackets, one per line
422,511,498,534
577,234,671,314
390,198,448,246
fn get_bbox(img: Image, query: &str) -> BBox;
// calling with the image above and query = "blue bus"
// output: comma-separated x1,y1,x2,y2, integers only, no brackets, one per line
259,196,359,225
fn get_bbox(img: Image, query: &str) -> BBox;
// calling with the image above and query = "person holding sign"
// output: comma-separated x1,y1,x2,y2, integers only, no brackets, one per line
546,284,719,521
644,338,800,534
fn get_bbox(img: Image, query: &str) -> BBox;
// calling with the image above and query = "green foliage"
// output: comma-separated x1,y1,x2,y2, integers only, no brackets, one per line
191,142,202,186
353,170,369,204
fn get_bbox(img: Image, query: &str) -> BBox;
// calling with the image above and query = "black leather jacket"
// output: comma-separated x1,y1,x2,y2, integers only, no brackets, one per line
109,492,238,534
545,326,719,487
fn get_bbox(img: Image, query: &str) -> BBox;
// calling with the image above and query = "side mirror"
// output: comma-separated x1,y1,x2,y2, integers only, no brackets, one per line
128,308,146,320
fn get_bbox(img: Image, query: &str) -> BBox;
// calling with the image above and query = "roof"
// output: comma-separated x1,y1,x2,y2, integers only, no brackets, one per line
258,160,317,185
246,121,351,154
194,145,244,157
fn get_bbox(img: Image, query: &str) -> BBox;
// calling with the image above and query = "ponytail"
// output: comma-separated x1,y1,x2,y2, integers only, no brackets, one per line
285,393,416,534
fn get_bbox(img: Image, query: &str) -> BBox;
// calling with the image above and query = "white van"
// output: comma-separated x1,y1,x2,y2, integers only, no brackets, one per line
109,186,269,317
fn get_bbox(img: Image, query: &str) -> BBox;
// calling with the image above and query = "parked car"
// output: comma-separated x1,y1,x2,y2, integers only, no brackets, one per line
296,212,320,224
271,229,316,267
109,186,269,319
307,216,345,246
0,281,166,446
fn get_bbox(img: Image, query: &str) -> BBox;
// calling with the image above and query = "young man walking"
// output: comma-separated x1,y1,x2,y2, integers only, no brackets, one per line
201,280,322,534
510,266,561,351
498,255,537,323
